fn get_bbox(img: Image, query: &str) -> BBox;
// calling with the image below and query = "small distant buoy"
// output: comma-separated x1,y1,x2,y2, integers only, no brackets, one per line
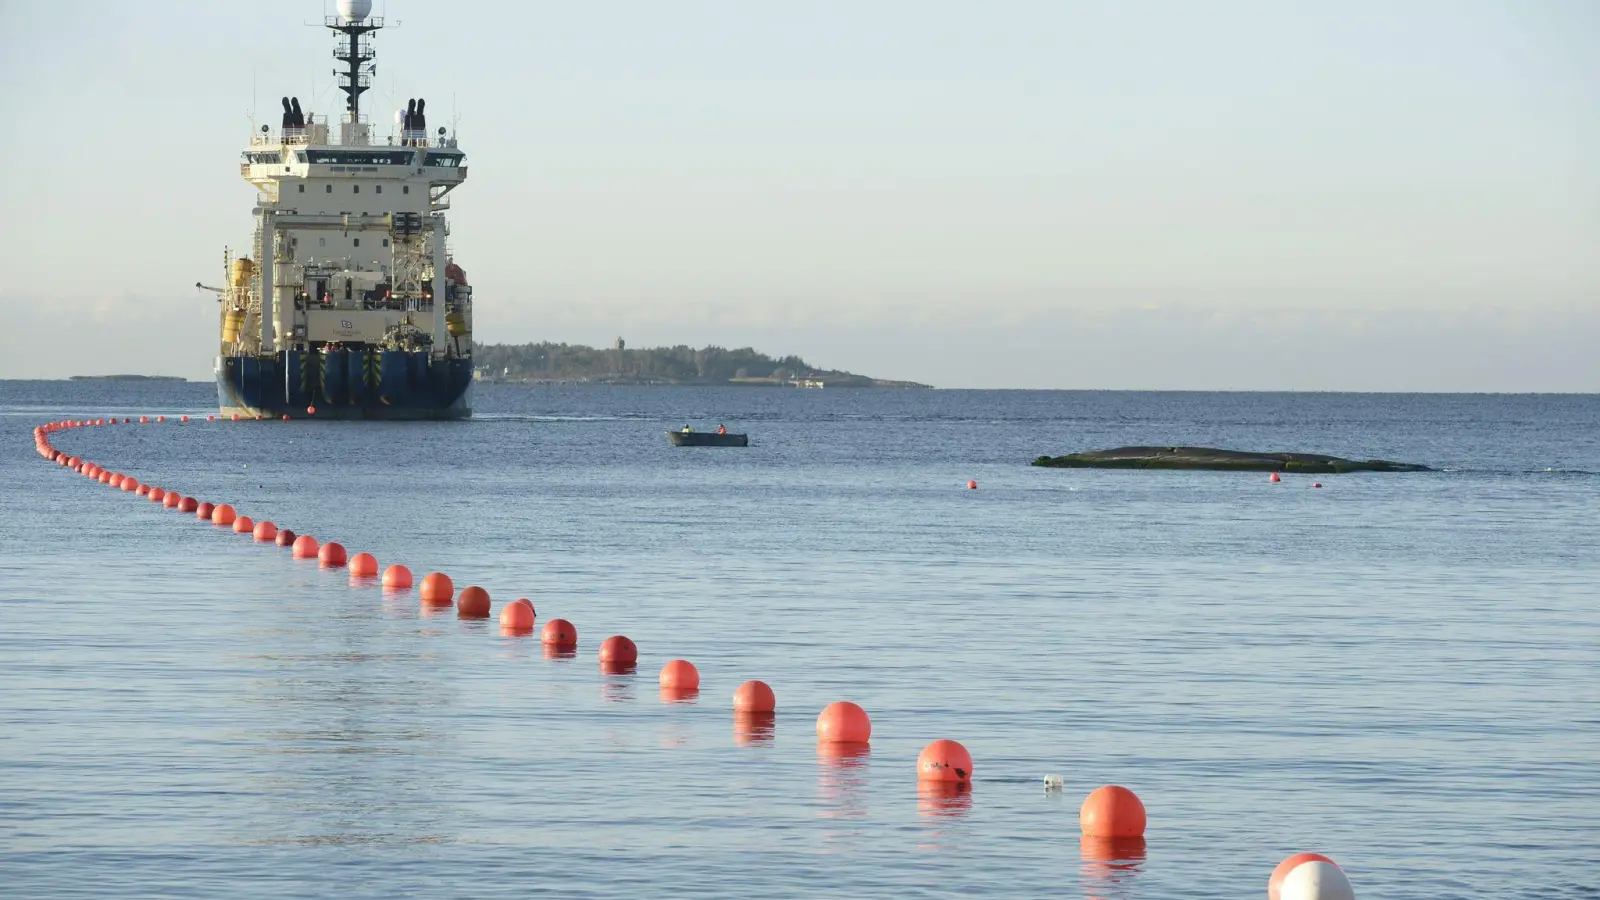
499,601,535,632
206,415,215,421
599,635,639,665
121,478,140,492
105,473,121,487
967,479,978,490
147,487,166,503
291,534,319,559
138,416,149,424
816,701,872,743
307,406,316,415
275,528,297,547
1079,785,1146,838
318,541,347,567
917,739,974,783
1313,482,1323,489
733,680,776,713
659,659,700,691
540,618,577,647
1269,472,1282,483
231,414,239,421
180,415,189,422
195,501,216,521
456,585,491,618
134,484,150,497
253,520,278,542
211,503,237,526
381,564,413,589
165,493,183,509
419,572,454,605
281,414,290,421
232,515,254,534
1272,856,1354,900
157,415,166,423
348,552,378,577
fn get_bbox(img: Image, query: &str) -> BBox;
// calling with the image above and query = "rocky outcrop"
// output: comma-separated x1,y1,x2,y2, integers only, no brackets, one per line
1030,446,1431,473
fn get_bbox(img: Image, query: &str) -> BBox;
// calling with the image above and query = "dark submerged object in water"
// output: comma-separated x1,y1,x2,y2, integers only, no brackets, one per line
1031,446,1431,473
668,431,749,447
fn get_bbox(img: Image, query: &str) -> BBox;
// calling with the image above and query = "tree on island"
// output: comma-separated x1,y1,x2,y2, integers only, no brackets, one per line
471,342,926,387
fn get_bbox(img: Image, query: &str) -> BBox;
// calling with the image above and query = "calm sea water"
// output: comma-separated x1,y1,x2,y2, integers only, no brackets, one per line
3,380,1597,899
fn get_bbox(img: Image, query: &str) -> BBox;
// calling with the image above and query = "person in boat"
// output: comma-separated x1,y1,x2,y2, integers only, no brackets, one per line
717,424,727,435
681,425,692,433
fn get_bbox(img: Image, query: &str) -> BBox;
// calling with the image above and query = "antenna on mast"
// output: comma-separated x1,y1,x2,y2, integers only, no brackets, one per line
324,0,383,123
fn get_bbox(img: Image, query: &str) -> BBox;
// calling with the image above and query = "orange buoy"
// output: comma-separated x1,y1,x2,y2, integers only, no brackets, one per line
291,534,319,559
816,701,872,743
231,413,239,421
211,503,237,525
457,585,491,618
165,492,183,509
281,414,290,421
195,501,215,520
916,739,974,783
105,473,121,487
121,478,140,492
318,541,348,567
659,659,700,690
348,552,378,577
147,487,166,502
307,406,317,415
275,528,296,547
1313,482,1323,489
381,564,413,589
499,601,535,633
733,680,776,713
253,520,278,542
157,415,166,423
232,515,254,534
1079,785,1146,838
1269,853,1341,900
419,572,454,605
206,415,214,421
180,415,189,422
178,496,198,513
540,618,577,647
599,635,638,665
135,484,150,497
139,416,149,424
967,479,978,490
1269,472,1282,483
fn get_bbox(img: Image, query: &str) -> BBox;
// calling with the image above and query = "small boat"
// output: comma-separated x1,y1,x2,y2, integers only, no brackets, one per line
667,430,749,447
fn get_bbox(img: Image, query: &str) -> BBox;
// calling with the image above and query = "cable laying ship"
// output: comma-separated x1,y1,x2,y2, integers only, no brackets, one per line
208,0,473,419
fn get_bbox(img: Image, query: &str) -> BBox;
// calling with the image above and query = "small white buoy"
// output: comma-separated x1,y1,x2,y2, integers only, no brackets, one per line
1043,774,1064,791
1280,861,1355,900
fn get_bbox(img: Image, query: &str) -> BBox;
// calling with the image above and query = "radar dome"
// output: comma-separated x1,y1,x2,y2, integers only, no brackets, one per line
337,0,373,22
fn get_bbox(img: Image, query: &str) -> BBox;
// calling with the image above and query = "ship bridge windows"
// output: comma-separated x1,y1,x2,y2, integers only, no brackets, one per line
424,152,465,167
305,149,417,166
244,151,281,165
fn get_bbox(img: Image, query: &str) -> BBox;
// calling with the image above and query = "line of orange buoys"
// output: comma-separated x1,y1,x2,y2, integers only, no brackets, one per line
31,415,1359,898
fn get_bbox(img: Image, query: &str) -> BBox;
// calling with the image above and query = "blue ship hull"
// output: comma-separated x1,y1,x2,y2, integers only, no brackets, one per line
217,351,473,420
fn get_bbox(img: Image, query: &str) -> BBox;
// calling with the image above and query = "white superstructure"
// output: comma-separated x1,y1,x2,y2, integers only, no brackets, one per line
217,10,471,364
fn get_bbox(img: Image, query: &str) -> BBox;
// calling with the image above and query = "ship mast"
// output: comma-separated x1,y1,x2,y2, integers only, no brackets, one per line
327,9,383,123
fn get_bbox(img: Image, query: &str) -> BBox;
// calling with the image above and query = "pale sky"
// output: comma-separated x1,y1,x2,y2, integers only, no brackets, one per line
1,0,1595,389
